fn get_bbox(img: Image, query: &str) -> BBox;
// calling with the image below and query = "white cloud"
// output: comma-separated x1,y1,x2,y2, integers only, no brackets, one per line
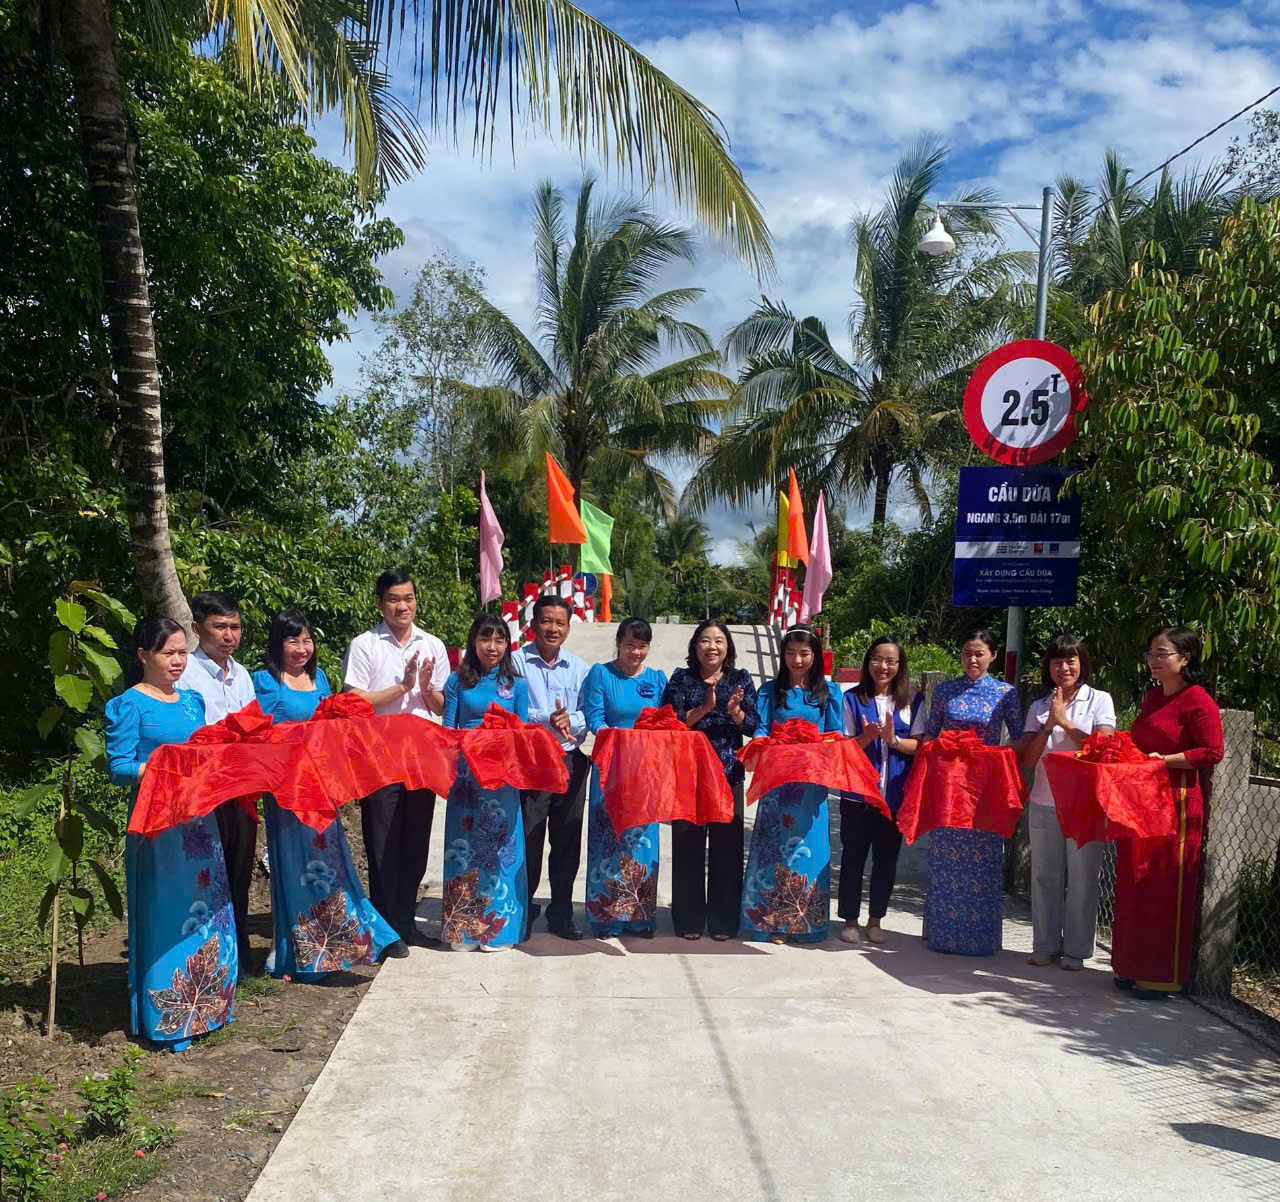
313,0,1280,550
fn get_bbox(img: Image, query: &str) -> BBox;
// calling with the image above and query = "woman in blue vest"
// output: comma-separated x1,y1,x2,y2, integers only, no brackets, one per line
253,606,401,978
441,614,530,951
581,617,668,938
741,627,843,944
106,617,237,1051
839,637,923,945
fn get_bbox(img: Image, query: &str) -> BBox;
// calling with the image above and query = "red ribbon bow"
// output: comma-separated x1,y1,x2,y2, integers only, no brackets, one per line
479,703,526,730
1079,731,1145,763
632,705,686,732
188,701,277,745
759,717,842,745
310,693,375,721
932,728,983,753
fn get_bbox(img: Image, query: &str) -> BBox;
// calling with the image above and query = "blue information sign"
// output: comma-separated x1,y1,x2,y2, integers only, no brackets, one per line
953,467,1081,607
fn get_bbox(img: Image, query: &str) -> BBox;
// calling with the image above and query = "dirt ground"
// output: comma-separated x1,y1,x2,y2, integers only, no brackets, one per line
0,810,386,1202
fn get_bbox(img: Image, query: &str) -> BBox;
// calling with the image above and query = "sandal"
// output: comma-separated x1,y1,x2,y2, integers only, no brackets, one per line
711,933,732,942
681,932,702,941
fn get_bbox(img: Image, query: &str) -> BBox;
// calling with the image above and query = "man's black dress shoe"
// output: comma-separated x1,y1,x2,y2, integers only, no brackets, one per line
547,919,584,941
378,940,410,961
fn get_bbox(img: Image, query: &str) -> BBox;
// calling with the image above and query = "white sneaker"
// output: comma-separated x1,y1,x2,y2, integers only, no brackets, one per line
448,941,476,952
479,942,511,953
840,923,861,944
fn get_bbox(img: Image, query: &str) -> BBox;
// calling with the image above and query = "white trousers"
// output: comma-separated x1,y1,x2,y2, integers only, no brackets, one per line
1028,802,1105,963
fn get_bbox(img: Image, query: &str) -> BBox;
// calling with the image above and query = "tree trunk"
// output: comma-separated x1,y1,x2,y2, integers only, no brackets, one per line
58,0,190,626
872,465,891,527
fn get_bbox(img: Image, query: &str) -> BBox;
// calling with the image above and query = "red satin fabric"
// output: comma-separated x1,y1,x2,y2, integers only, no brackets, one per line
456,704,569,792
1043,733,1175,845
736,719,889,816
896,731,1025,844
130,705,461,836
592,707,734,835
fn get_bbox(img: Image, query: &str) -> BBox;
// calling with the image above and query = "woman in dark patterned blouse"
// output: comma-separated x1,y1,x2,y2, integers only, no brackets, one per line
660,620,759,940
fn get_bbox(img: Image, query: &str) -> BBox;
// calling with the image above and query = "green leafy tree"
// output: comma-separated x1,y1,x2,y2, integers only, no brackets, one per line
464,177,733,516
361,253,491,496
19,0,771,625
15,585,134,1036
689,138,1030,527
1069,197,1280,708
0,27,399,764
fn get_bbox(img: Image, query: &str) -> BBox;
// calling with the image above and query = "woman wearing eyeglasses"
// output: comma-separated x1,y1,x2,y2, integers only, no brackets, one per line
1112,626,1223,998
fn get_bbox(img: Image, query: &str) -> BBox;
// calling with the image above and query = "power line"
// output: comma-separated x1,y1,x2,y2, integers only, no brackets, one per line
1079,83,1280,223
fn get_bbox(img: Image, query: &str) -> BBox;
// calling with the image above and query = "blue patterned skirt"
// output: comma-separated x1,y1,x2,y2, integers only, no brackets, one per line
584,766,659,936
924,827,1004,955
263,798,398,979
126,810,237,1052
440,760,527,948
741,783,830,943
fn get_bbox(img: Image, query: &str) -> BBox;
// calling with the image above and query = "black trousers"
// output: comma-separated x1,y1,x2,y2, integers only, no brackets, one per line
360,783,436,941
214,799,257,968
838,798,903,921
521,749,591,924
671,781,745,937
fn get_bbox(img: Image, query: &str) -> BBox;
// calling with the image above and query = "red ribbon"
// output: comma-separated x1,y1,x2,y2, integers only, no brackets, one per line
1079,730,1146,764
736,719,887,812
188,700,278,745
310,693,375,722
457,704,569,791
632,705,687,732
896,735,1026,843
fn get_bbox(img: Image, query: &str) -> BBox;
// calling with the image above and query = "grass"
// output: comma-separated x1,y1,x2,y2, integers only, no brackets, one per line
221,1107,261,1132
236,974,284,1001
43,1131,171,1202
134,1075,197,1113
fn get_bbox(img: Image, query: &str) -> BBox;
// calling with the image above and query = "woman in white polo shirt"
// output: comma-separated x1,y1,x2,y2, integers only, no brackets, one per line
1019,634,1116,971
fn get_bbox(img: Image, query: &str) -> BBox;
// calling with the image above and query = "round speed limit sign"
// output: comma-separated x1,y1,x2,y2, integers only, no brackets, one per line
962,339,1087,466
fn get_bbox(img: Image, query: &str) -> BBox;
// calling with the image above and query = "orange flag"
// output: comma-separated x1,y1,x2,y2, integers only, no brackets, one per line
600,573,613,622
787,468,809,565
545,453,586,544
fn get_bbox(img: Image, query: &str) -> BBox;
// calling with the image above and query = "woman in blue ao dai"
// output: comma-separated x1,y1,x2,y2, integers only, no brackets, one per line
441,614,531,951
252,607,401,979
582,618,668,938
105,618,237,1052
920,627,1024,956
741,627,842,944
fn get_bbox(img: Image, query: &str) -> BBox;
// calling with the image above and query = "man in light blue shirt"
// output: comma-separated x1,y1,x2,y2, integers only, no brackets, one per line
176,591,258,973
514,595,590,940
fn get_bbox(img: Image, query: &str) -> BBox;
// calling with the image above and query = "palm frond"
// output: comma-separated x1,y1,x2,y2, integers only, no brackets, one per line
361,0,774,275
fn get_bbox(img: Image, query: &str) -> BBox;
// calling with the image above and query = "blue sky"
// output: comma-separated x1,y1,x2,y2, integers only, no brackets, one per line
315,0,1280,562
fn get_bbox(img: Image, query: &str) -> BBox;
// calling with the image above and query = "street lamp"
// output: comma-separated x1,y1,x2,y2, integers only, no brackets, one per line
917,186,1054,687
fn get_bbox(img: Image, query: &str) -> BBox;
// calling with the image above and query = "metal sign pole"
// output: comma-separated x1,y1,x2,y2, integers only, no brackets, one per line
1004,186,1054,685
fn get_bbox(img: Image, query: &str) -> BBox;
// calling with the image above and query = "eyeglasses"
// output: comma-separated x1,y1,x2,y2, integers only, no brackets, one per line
1144,650,1179,662
868,658,900,668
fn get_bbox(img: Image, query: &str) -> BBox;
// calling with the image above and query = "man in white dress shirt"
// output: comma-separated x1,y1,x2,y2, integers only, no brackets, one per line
177,591,257,972
514,595,590,941
342,570,449,952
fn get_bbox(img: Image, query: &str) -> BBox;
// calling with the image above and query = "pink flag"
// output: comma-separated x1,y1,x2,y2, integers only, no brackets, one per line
800,491,832,621
478,471,505,604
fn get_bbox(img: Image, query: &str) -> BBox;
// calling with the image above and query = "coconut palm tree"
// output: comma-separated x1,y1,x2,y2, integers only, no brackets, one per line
686,137,1031,529
37,0,772,621
1052,149,1236,306
464,176,734,515
659,511,711,585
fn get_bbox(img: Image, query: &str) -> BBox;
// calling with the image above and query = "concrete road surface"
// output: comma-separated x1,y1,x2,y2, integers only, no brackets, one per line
247,823,1280,1202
